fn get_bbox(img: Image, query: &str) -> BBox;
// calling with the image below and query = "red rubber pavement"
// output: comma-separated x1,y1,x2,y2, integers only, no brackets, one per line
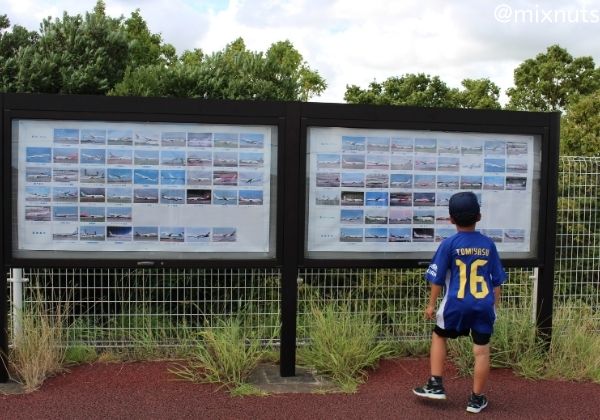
1,358,598,419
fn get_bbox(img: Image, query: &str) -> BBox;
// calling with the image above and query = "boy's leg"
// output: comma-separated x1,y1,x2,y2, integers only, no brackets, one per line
472,343,490,394
431,330,447,376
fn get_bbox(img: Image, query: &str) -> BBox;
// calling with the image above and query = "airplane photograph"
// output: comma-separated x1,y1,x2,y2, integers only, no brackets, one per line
80,129,106,144
460,176,483,189
133,227,159,241
25,206,51,221
239,133,265,149
80,168,106,183
461,143,483,155
341,154,365,169
53,148,79,164
53,187,79,202
484,140,506,156
366,155,390,170
80,206,106,222
52,228,79,240
437,140,460,155
412,228,435,242
160,189,186,204
106,226,132,241
437,175,460,189
435,228,456,242
185,229,211,242
506,161,528,173
106,207,132,222
213,133,239,148
52,206,78,221
212,228,237,242
80,226,105,241
389,192,413,206
365,227,388,242
213,190,238,205
482,229,503,243
437,157,460,172
79,188,106,202
415,138,437,154
341,172,364,188
238,190,263,205
107,168,133,184
436,192,452,207
187,170,212,186
413,210,435,224
388,228,412,242
413,192,436,206
504,229,525,242
315,192,340,206
133,188,159,203
134,132,160,146
414,158,437,171
366,136,390,152
161,151,186,166
161,170,186,185
53,128,79,145
365,192,388,206
213,171,238,186
339,227,363,242
484,158,506,173
26,147,52,163
390,156,413,170
25,186,51,201
106,187,132,203
161,132,186,147
317,153,341,169
483,176,505,190
461,160,483,170
340,209,363,224
390,137,414,153
414,175,436,189
341,191,364,206
80,149,106,164
134,169,159,185
341,135,366,152
364,212,388,224
26,167,52,182
239,152,264,168
107,129,133,146
506,176,527,190
365,173,389,188
213,152,238,168
187,132,213,148
435,209,452,224
134,150,159,166
389,174,412,189
239,172,263,186
186,151,212,167
388,209,412,224
316,172,341,187
186,190,212,204
507,142,528,156
106,150,133,165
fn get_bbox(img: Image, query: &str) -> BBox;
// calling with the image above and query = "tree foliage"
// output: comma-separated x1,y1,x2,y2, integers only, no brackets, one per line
561,91,600,156
111,38,326,101
344,74,500,109
506,45,600,112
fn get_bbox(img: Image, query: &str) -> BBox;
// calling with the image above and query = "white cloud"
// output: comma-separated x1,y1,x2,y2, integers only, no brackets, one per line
3,0,600,104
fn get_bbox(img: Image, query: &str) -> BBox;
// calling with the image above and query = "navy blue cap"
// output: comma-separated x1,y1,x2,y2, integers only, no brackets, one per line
449,192,480,217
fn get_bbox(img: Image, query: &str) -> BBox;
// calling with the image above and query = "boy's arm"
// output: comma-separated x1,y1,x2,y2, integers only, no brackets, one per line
425,284,443,319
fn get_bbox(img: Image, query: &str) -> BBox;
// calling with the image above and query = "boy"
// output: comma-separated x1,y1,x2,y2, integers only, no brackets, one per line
413,191,507,414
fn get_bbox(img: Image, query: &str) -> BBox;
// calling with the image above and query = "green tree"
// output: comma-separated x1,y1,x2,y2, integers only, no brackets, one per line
453,78,501,109
560,91,600,156
0,15,39,91
111,38,326,101
506,45,600,112
124,9,176,68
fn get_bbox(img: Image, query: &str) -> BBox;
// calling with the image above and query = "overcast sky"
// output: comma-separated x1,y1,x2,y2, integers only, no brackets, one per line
3,0,600,103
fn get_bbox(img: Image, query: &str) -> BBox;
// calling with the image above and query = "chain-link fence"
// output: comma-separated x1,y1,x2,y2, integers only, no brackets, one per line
6,156,599,347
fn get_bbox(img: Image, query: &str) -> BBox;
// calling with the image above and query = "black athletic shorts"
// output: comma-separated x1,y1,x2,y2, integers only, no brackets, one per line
433,325,491,345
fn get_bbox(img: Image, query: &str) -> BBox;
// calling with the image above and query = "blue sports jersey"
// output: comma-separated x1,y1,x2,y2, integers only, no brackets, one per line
425,231,507,334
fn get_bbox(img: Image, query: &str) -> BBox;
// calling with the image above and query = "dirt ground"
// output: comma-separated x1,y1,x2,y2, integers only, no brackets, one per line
0,358,598,419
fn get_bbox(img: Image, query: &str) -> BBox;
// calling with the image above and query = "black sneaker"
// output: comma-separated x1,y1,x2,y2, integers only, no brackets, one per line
466,393,488,413
412,379,446,400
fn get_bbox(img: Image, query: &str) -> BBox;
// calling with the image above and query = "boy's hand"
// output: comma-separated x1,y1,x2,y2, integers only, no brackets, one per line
425,304,436,320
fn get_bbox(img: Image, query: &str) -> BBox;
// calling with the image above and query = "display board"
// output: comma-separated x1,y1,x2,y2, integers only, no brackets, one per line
305,127,541,260
13,119,277,259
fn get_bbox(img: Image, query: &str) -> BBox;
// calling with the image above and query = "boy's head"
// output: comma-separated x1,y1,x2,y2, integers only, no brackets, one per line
449,192,481,227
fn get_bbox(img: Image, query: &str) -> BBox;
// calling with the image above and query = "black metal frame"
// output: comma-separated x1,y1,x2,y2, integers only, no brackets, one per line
0,94,561,382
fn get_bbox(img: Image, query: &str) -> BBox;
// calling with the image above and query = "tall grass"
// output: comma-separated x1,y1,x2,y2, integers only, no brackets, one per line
9,296,67,392
170,317,269,394
298,301,393,392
